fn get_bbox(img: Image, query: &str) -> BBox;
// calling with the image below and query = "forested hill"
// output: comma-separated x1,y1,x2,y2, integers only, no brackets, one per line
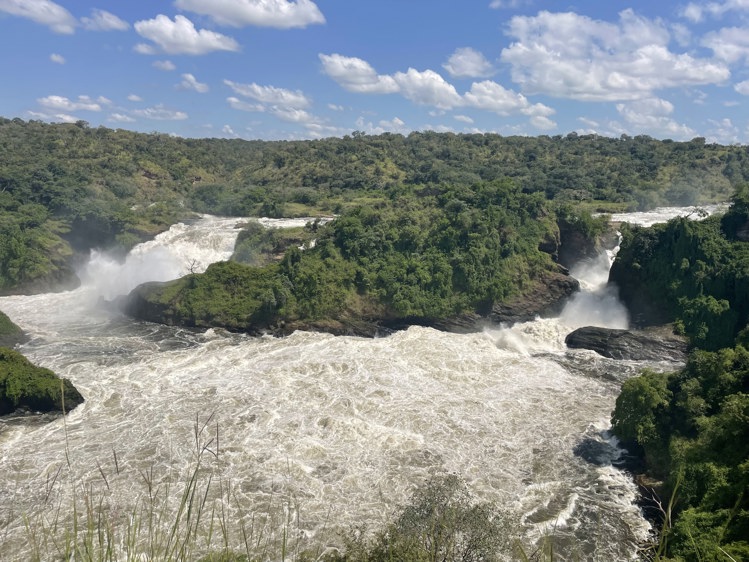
2,116,748,293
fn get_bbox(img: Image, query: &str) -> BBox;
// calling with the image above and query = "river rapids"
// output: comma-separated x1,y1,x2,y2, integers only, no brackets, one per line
0,209,711,561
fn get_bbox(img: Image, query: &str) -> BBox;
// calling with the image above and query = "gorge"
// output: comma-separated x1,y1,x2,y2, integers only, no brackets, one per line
0,206,710,561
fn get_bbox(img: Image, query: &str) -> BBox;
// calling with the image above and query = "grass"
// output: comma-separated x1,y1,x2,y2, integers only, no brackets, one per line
4,407,625,562
9,413,327,562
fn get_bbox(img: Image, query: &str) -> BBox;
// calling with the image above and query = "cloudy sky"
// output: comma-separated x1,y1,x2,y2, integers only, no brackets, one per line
1,0,749,143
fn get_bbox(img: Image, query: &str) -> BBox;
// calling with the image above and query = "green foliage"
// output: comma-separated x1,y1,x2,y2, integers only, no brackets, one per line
611,195,749,350
2,118,745,293
0,346,83,414
611,346,749,559
0,310,22,338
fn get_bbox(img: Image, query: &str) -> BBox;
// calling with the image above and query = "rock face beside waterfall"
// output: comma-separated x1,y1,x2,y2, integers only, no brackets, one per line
489,268,580,325
565,326,687,362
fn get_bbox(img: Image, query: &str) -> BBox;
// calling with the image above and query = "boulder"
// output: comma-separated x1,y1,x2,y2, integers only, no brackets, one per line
565,326,687,362
491,268,580,325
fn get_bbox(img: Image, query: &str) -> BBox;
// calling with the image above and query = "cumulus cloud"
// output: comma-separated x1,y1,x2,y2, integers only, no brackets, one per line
681,0,749,22
392,68,463,109
616,97,696,139
127,94,143,102
179,73,209,93
38,95,103,112
132,105,188,120
134,15,240,55
109,113,136,123
153,60,176,71
321,52,557,128
227,96,265,112
735,80,749,94
464,80,555,120
443,47,495,78
319,54,399,94
50,53,65,64
501,9,729,101
270,107,319,124
175,0,325,29
81,8,129,31
0,0,76,33
28,110,78,123
454,114,474,124
706,117,740,144
224,80,310,107
702,26,749,63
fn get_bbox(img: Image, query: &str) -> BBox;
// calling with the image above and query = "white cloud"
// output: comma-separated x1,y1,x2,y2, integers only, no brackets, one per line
132,105,188,120
174,0,325,29
489,0,529,8
81,9,129,31
464,80,555,119
153,60,176,71
454,114,474,124
222,124,239,137
50,53,65,64
0,0,76,33
270,107,318,123
392,68,463,109
530,115,556,130
128,94,143,102
28,110,78,123
38,95,102,112
322,52,558,127
319,54,399,94
702,26,749,63
96,96,112,106
328,103,344,111
443,47,495,78
109,113,136,123
706,117,740,144
134,14,240,55
179,73,209,93
735,79,749,94
501,9,730,101
681,0,749,21
227,96,265,112
616,97,696,139
224,80,310,107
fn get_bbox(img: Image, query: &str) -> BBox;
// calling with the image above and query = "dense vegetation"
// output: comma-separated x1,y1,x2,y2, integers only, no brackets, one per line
2,117,748,294
126,179,582,334
610,193,749,560
0,346,83,415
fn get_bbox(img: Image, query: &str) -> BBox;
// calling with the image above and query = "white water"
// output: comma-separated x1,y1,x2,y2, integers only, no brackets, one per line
0,212,691,560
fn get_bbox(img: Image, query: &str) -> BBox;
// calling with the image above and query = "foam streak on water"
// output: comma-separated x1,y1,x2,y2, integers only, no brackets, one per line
0,214,668,561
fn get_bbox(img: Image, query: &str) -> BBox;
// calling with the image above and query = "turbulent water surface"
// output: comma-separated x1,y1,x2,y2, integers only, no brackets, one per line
0,211,694,560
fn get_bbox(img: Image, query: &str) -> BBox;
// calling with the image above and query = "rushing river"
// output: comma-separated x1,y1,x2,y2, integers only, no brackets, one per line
0,209,706,561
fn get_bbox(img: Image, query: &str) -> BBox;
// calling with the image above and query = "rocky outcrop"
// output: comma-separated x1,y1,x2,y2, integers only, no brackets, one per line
490,268,580,325
0,310,27,348
0,347,84,415
565,326,687,362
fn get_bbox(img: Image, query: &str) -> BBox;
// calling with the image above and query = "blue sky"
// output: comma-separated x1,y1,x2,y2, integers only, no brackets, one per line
1,0,749,143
